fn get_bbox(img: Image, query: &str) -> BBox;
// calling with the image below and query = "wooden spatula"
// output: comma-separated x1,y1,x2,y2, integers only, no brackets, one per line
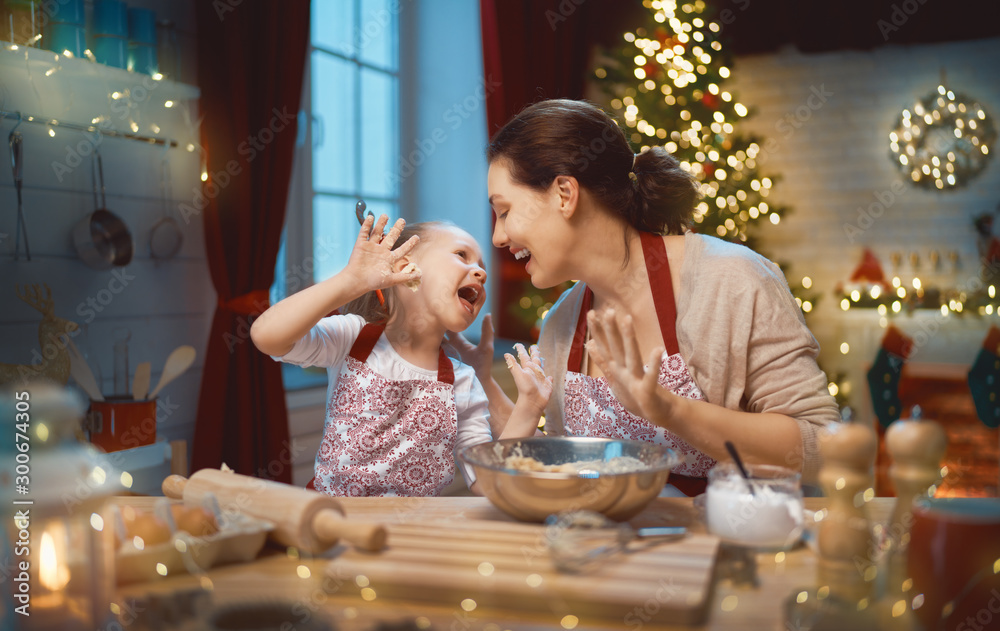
132,361,151,400
149,345,196,398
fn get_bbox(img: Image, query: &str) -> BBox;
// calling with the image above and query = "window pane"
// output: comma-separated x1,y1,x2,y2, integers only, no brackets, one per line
312,196,399,284
313,196,360,283
311,0,355,56
360,68,397,198
312,51,356,194
270,228,287,302
358,0,397,70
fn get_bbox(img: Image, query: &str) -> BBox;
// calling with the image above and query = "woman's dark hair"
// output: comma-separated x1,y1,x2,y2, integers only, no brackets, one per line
487,99,699,236
340,221,451,323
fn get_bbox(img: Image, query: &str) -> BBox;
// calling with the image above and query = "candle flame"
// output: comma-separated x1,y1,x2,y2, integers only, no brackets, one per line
39,531,70,591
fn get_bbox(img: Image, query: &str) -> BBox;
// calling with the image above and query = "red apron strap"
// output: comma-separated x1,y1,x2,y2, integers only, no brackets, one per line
437,347,455,385
348,322,385,362
639,232,681,356
567,287,595,372
668,472,708,497
349,321,454,385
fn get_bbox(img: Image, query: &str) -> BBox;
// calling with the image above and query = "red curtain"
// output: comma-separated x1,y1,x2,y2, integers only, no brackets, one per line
190,1,310,482
479,0,608,341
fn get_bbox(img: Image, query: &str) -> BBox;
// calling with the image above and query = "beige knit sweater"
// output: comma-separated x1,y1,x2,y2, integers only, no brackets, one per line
538,232,838,482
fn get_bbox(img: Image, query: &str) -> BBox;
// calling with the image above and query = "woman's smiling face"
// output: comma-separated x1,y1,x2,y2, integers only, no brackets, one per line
488,160,572,289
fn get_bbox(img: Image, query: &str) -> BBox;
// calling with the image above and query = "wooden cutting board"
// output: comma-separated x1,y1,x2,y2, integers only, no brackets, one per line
327,517,720,626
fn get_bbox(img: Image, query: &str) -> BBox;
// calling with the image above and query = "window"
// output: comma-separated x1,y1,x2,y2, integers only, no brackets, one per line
276,1,490,390
310,0,399,283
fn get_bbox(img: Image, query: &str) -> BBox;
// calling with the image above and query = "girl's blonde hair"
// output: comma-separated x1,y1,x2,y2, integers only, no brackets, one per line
339,220,453,323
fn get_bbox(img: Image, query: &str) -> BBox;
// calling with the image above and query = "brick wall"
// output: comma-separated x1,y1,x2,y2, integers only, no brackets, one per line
726,37,1000,419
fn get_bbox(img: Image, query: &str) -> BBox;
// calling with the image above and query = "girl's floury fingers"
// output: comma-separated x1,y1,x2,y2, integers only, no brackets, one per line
504,354,516,370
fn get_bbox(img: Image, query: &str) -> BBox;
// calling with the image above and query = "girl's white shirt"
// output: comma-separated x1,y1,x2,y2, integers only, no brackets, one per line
273,313,492,485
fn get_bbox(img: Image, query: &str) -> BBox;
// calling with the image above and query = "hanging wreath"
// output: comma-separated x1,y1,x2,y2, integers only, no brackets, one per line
889,85,996,190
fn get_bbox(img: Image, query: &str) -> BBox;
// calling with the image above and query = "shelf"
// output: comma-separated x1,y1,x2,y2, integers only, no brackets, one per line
0,40,199,149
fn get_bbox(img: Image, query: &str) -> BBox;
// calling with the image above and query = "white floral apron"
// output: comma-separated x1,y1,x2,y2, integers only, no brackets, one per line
311,322,458,497
563,232,716,496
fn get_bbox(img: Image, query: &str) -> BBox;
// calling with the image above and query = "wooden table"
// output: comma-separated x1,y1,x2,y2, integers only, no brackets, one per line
115,496,895,631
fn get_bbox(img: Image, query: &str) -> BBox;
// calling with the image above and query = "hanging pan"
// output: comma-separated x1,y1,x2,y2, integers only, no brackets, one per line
148,152,183,260
73,149,134,269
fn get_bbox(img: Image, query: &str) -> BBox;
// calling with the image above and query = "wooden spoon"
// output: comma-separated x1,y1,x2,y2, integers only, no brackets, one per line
149,345,196,399
132,361,151,400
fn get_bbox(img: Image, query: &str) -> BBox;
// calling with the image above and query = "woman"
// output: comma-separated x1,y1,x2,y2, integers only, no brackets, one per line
478,99,837,495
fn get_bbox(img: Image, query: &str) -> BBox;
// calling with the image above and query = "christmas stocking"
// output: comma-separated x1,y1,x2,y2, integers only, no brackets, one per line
968,325,1000,428
867,326,914,428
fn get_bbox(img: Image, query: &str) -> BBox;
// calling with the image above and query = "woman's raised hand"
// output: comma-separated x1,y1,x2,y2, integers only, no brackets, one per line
345,214,421,292
586,309,679,426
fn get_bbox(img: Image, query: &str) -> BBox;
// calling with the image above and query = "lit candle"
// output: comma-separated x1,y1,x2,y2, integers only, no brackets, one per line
27,526,85,631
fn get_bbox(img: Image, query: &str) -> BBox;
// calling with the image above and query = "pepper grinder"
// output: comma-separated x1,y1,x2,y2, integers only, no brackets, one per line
883,406,947,590
784,420,883,631
817,421,878,604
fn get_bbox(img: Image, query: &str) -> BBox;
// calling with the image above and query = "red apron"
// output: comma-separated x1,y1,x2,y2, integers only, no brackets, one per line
562,232,715,496
312,322,458,497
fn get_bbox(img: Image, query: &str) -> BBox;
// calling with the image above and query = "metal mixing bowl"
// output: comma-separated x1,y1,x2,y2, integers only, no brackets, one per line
458,437,679,522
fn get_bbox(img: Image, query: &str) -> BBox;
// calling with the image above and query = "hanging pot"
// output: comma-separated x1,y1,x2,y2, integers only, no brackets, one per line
149,155,183,260
73,150,134,269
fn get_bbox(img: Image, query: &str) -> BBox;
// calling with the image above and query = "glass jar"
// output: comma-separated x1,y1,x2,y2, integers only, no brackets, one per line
1,383,121,630
705,462,804,549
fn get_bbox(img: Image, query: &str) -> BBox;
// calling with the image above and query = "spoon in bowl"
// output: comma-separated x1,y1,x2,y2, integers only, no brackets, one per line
725,440,756,497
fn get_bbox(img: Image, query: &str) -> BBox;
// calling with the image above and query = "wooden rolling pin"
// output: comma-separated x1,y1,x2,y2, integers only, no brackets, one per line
162,469,387,554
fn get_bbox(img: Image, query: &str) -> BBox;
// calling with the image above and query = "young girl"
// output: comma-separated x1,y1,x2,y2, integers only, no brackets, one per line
251,214,550,496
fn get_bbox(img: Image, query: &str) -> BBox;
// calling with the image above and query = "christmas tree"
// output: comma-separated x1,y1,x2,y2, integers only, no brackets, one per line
589,0,845,403
592,0,779,247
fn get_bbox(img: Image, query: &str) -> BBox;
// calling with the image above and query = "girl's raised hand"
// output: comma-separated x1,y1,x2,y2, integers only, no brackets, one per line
444,313,496,381
504,343,553,415
345,214,421,292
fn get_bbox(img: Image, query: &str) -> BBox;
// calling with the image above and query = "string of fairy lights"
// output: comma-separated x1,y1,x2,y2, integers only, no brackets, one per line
889,85,996,190
837,277,998,318
595,0,777,243
2,39,206,178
